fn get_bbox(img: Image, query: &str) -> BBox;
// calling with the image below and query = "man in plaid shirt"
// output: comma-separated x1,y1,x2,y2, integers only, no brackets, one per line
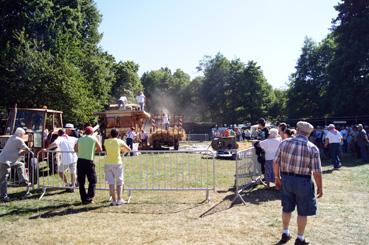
273,121,323,245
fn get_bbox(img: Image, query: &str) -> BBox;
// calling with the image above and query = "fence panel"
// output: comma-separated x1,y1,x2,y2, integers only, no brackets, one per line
37,150,215,202
233,147,263,204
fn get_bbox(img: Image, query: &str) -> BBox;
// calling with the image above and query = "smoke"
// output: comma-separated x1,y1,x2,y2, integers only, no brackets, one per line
146,88,205,123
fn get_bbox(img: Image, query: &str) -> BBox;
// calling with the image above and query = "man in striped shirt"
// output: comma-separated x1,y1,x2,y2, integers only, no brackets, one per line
273,121,323,245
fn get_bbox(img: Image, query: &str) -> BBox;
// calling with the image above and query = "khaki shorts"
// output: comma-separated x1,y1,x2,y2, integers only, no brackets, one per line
58,163,77,174
104,164,124,185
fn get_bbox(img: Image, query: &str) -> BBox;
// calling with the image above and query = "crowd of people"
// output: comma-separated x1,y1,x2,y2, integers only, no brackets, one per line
310,123,369,163
252,118,369,245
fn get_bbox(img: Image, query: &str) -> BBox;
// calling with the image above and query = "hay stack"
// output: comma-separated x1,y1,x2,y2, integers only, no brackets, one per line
149,128,186,145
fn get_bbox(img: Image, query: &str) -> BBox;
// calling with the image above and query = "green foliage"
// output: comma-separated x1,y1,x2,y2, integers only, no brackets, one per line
141,68,191,114
111,61,143,103
287,37,335,119
0,0,112,125
327,0,369,116
197,53,274,123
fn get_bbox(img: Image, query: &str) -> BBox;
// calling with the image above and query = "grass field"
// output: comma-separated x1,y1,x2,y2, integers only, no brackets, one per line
0,150,368,245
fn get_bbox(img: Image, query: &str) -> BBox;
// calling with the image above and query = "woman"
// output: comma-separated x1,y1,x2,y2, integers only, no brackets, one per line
259,128,281,187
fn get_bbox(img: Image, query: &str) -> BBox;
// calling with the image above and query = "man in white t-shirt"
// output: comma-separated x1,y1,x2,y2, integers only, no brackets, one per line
117,96,127,109
45,124,78,190
259,128,281,187
136,91,145,111
324,124,343,169
162,113,169,130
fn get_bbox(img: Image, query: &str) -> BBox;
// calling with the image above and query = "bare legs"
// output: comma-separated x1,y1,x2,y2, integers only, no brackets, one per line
109,184,123,203
282,212,307,237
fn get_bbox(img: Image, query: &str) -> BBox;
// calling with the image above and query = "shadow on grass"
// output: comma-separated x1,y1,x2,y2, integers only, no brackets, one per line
321,154,368,175
7,189,69,201
0,203,73,218
200,186,280,218
29,203,111,219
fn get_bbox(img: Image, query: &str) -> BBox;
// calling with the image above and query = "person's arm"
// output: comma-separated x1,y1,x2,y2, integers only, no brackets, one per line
312,147,323,198
313,172,323,198
324,137,329,148
273,145,282,189
74,141,79,153
120,141,131,152
95,138,102,152
18,140,31,155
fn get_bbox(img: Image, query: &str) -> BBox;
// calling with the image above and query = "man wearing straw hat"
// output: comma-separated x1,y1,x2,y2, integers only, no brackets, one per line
274,121,323,245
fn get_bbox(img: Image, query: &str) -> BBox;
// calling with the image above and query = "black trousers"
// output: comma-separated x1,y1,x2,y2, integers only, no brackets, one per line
77,158,97,202
126,138,133,156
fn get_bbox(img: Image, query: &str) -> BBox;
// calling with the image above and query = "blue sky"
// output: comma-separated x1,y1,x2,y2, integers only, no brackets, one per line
95,0,338,88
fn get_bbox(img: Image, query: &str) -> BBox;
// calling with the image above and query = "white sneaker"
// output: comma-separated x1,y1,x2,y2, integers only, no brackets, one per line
116,199,127,205
111,200,117,206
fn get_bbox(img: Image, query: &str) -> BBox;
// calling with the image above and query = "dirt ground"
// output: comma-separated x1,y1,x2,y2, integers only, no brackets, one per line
0,152,368,245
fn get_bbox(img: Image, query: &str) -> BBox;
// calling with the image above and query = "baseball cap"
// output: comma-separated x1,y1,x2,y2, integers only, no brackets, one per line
65,123,75,129
85,126,94,135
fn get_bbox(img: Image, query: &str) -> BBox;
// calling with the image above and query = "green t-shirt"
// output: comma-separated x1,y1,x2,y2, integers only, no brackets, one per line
77,135,96,161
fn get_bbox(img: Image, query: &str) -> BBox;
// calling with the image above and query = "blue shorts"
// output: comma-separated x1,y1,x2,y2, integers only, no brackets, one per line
281,174,317,216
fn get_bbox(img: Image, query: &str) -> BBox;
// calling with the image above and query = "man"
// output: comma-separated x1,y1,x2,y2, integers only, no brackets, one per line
44,124,78,191
136,91,145,111
340,126,348,153
125,127,136,156
117,95,127,110
356,124,369,162
258,118,269,140
255,118,269,175
104,128,131,205
273,121,323,245
74,126,102,204
0,128,31,202
324,124,343,169
162,113,169,130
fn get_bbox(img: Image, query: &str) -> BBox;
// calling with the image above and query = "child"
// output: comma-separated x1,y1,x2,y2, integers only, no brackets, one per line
104,128,131,205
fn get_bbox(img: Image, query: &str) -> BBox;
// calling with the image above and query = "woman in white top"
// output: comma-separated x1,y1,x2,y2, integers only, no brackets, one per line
259,128,281,187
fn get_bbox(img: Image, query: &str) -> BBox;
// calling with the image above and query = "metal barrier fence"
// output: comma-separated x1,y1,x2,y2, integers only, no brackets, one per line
233,147,263,204
0,149,36,198
186,134,210,142
36,150,216,202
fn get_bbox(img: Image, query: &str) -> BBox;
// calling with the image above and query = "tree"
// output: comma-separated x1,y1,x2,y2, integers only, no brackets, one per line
268,89,288,122
141,68,191,114
111,61,143,102
0,0,114,124
286,37,335,119
197,53,274,123
327,0,369,116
